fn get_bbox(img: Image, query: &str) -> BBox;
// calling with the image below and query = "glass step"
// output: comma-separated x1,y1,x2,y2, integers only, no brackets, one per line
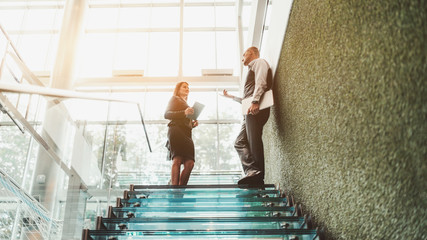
110,206,296,218
112,206,294,213
110,211,294,218
104,222,301,230
99,216,306,230
84,229,319,240
118,175,242,185
127,193,281,200
130,184,276,189
126,190,280,199
119,197,287,207
126,186,280,199
117,172,243,185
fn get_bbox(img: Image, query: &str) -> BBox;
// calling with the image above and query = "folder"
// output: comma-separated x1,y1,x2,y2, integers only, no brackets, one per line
242,90,274,115
188,101,205,120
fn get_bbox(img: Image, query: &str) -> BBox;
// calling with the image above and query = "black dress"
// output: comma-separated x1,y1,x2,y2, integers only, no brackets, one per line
164,96,195,161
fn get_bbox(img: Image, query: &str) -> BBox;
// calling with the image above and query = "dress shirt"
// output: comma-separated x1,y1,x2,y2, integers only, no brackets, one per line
248,58,270,102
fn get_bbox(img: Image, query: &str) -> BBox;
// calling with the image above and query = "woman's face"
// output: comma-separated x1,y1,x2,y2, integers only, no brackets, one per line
178,83,190,98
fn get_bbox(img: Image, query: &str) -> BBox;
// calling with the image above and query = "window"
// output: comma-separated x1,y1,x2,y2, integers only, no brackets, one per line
183,32,216,76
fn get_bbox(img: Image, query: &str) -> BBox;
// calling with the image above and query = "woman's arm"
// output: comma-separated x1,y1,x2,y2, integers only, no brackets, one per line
164,96,193,119
164,109,186,119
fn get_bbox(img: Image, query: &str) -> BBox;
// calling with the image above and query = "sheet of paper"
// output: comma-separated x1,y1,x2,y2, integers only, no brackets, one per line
241,90,274,115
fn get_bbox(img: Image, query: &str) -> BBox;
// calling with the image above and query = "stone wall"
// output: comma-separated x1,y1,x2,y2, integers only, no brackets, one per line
263,0,426,239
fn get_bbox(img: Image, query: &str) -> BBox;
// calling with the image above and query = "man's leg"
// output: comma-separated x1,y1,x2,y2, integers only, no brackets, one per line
245,108,270,181
234,122,258,175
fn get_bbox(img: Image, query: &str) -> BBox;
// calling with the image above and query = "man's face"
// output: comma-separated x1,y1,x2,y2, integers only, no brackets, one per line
242,50,253,66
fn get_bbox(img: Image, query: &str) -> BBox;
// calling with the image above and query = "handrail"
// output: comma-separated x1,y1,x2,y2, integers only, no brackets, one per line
137,103,152,152
0,102,25,133
0,82,152,152
0,168,62,239
1,24,45,86
0,92,72,176
0,82,138,104
0,169,57,224
0,24,25,63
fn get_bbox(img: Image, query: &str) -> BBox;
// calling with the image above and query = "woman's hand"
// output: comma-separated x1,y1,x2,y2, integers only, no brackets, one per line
185,107,194,115
192,120,198,128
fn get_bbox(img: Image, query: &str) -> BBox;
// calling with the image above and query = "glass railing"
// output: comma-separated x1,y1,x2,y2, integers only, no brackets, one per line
0,24,152,239
0,90,153,239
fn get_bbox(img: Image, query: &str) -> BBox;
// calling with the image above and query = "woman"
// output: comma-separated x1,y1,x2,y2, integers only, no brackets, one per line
164,82,198,185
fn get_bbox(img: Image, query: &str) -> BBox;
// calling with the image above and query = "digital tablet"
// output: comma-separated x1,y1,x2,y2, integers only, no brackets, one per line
188,101,205,120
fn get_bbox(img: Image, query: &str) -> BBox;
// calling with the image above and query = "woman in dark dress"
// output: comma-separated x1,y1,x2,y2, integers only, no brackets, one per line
164,82,198,185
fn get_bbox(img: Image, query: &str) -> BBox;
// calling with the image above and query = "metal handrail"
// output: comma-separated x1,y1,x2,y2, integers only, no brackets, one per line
0,85,152,154
1,24,151,152
0,169,57,224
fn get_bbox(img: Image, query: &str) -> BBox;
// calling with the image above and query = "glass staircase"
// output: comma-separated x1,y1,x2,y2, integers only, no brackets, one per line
82,174,323,240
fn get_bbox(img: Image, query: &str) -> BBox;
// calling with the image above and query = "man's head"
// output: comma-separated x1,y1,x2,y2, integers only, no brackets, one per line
242,46,260,66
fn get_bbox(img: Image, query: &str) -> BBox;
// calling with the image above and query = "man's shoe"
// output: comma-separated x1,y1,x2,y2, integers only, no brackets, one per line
237,175,253,185
237,172,263,185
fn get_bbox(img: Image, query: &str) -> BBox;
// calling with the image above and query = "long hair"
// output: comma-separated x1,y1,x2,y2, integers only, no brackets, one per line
173,81,189,100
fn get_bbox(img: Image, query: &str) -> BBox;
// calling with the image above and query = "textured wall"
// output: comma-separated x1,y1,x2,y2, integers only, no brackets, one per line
263,0,426,239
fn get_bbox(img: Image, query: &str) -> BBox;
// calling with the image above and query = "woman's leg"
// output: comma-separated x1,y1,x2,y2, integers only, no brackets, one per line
171,157,183,185
179,159,194,185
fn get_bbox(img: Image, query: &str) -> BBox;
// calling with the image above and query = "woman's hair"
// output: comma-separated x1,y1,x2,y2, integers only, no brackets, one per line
173,81,189,98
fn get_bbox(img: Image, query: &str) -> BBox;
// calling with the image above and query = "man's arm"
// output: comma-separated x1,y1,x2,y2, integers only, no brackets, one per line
248,59,270,115
222,89,242,103
251,59,270,102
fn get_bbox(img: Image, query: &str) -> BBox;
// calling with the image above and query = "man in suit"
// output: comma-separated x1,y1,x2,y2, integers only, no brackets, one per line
222,46,272,185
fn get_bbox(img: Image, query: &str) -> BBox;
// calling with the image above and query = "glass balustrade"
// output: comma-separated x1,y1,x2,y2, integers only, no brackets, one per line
0,27,154,238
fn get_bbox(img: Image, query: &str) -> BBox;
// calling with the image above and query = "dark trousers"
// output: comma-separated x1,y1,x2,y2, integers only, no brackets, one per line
234,108,270,180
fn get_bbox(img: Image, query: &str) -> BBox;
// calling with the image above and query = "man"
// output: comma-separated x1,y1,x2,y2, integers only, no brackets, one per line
222,46,272,185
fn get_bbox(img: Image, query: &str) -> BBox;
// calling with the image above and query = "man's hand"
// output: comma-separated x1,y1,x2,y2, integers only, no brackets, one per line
222,89,234,99
247,102,260,115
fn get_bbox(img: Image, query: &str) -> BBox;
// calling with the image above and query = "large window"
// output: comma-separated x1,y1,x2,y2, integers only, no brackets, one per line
0,0,248,77
68,89,243,188
80,1,241,78
0,2,63,71
0,0,255,186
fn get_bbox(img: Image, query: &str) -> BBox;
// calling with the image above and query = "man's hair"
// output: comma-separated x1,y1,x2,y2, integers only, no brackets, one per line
173,81,189,97
247,46,260,57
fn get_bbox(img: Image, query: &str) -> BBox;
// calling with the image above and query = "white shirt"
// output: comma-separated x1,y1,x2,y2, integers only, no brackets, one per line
248,58,270,102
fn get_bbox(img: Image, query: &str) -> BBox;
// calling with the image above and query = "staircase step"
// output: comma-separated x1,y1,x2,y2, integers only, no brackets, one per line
108,206,296,219
83,228,319,239
82,182,317,240
118,196,287,207
124,185,281,199
97,216,307,230
125,189,280,199
130,184,276,190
